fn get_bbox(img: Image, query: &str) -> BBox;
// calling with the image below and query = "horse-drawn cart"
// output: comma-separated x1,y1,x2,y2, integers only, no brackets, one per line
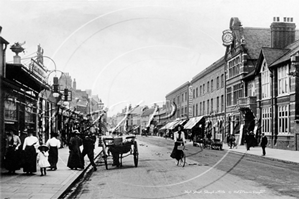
100,136,138,169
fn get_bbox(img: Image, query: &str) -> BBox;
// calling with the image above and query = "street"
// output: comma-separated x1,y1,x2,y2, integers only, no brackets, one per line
67,136,299,199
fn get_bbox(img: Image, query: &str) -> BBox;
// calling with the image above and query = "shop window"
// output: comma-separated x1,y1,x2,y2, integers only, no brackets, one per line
4,98,17,121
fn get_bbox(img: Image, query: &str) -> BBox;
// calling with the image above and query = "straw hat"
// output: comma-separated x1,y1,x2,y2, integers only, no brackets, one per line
38,145,49,152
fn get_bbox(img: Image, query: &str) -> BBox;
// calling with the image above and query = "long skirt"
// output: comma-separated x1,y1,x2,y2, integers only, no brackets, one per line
67,149,83,169
170,142,183,161
48,146,58,169
4,146,21,171
23,146,37,173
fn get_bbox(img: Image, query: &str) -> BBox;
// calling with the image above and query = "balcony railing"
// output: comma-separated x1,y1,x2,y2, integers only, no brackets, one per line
239,96,257,106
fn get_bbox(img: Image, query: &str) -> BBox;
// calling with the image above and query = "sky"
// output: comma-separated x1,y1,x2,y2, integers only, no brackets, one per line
1,0,299,116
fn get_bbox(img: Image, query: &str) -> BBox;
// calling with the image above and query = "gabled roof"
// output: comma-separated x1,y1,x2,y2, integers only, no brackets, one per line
255,40,299,75
270,41,299,67
261,48,289,66
243,27,271,59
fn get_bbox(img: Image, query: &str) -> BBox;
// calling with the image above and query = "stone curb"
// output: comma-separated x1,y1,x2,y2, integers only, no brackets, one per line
53,151,102,199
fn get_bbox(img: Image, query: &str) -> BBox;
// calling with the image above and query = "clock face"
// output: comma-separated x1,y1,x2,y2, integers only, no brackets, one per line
222,30,233,46
223,33,233,43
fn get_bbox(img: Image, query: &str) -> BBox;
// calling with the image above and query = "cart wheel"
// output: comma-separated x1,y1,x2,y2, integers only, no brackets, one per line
133,141,138,167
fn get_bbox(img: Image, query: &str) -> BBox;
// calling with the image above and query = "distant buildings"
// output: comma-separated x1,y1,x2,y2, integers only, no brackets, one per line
0,27,105,167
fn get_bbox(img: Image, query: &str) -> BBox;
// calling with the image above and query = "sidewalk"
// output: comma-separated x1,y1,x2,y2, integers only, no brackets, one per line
0,140,103,199
150,135,299,164
222,143,299,164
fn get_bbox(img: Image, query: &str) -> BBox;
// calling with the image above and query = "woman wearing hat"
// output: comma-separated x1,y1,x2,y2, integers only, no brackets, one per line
4,127,21,174
46,132,61,170
22,129,39,175
67,130,84,170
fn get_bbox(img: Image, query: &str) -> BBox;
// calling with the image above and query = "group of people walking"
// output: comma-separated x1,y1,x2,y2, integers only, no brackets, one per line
4,126,98,176
67,129,97,171
4,126,61,176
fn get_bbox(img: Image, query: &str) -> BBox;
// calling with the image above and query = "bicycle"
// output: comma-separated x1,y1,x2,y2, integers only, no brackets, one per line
176,141,186,167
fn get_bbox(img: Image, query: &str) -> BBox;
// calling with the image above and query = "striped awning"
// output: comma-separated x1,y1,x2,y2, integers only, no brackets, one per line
160,120,178,130
184,116,204,129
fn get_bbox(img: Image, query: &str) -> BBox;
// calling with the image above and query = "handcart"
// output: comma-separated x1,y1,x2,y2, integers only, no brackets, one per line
211,138,223,150
100,135,139,169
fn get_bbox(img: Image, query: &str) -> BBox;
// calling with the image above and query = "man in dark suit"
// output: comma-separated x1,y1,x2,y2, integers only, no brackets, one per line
82,131,97,171
260,133,268,156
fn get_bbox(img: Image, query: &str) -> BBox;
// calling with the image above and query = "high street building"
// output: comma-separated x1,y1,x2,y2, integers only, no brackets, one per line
165,81,190,120
190,57,225,141
222,17,299,150
251,18,298,150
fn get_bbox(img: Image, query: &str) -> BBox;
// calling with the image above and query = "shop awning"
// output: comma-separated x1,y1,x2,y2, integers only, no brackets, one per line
184,116,204,129
160,120,178,130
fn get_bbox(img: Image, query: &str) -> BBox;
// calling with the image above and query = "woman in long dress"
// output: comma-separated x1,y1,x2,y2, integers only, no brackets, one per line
46,132,61,170
4,127,21,174
22,129,39,175
67,130,84,170
170,125,186,163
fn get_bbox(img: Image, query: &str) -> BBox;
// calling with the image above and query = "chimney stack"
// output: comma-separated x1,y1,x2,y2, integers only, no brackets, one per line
271,17,296,49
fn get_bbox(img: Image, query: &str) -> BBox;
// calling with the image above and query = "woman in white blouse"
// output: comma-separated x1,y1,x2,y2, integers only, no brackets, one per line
22,129,39,175
170,125,186,163
46,132,61,170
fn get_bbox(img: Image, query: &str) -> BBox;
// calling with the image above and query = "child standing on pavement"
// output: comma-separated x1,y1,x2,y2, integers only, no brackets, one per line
37,146,50,176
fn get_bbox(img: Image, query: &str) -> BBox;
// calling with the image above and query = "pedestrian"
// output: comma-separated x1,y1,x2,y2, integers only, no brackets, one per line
37,145,50,176
18,129,28,169
260,133,268,156
4,126,21,174
67,130,84,170
245,132,251,150
170,125,186,165
81,131,97,171
22,129,39,175
45,132,61,170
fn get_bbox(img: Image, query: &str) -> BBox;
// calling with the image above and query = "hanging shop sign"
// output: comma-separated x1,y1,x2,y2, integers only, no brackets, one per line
29,59,47,81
